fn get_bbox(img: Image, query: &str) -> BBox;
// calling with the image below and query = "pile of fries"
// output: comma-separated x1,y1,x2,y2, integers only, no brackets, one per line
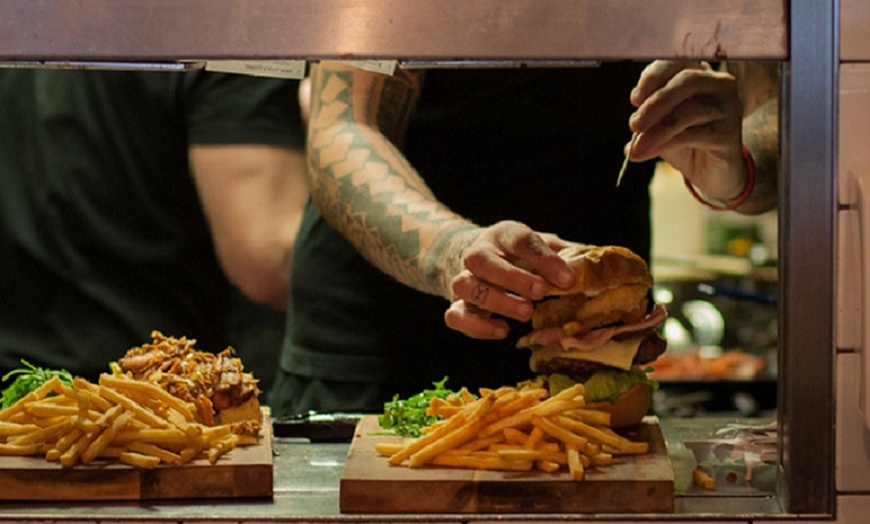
375,383,648,481
0,373,259,468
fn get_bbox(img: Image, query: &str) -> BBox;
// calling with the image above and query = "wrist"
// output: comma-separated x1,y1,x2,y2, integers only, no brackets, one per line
684,145,756,211
432,224,480,299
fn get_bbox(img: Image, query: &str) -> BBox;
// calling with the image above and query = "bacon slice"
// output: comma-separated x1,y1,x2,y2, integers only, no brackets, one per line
517,304,668,351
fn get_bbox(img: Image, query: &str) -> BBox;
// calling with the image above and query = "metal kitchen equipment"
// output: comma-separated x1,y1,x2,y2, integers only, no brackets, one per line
0,0,837,519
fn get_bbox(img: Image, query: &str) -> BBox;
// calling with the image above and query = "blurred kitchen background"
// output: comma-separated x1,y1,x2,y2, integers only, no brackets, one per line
648,162,778,419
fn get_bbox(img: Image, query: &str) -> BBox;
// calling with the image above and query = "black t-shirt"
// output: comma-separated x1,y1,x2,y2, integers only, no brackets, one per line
283,63,654,401
0,69,303,380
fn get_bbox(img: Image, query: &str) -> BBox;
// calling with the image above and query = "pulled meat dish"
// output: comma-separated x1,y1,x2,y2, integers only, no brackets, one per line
116,331,261,427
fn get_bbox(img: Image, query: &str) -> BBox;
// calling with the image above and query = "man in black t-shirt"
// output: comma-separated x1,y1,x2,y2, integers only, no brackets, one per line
0,69,307,381
270,60,779,416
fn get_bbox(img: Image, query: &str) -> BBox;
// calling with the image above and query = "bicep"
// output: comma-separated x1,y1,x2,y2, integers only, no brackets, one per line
190,144,306,231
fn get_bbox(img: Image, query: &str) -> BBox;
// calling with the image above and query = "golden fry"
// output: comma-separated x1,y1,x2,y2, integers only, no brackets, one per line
0,421,40,438
60,432,93,468
114,427,187,445
430,453,533,472
82,410,133,464
389,409,471,465
536,459,561,473
97,445,127,459
502,427,529,445
31,415,70,428
551,415,622,449
167,408,202,437
374,441,405,456
51,427,84,455
458,433,505,452
100,374,196,422
0,442,42,455
120,451,161,469
564,408,612,426
207,434,239,464
426,397,462,418
9,419,73,446
693,468,717,491
566,444,585,481
496,448,563,463
125,441,180,464
530,415,589,450
583,441,601,457
458,388,475,404
524,426,545,450
23,402,78,418
69,379,113,412
97,385,169,429
177,443,205,465
407,401,496,467
590,452,613,466
479,398,584,437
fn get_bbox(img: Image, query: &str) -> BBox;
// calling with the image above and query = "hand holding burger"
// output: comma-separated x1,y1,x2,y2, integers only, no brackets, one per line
516,245,668,427
443,221,577,339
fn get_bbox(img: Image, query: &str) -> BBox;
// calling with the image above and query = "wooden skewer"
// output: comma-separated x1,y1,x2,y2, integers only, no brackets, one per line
616,132,639,187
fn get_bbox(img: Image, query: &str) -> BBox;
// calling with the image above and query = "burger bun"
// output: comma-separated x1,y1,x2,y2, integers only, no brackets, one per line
548,245,652,297
584,383,651,428
214,396,262,426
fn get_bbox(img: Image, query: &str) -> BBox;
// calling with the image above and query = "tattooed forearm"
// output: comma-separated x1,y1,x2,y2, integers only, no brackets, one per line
307,63,476,298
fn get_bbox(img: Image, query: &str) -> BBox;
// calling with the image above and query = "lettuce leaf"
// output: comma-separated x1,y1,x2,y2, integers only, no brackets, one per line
549,368,657,403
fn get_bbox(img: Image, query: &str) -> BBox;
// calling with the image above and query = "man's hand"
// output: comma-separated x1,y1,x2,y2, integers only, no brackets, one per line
628,60,747,205
443,221,578,339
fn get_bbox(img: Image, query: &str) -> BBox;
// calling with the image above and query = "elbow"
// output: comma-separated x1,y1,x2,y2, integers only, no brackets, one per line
221,247,292,310
231,269,289,310
214,219,301,311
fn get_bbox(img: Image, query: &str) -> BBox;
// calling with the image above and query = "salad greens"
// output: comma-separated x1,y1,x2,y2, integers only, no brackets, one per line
378,376,472,438
1,359,74,409
548,367,657,403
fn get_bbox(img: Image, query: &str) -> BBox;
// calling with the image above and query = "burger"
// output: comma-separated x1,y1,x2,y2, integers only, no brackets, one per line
516,245,668,427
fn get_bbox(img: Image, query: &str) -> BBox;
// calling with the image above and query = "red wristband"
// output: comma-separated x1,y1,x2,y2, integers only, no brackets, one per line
683,145,756,211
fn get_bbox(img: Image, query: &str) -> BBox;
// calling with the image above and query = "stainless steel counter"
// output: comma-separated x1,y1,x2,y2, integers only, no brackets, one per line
0,415,783,522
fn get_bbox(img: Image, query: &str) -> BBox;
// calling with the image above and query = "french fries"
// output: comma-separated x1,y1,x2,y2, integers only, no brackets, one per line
377,383,650,482
693,467,717,490
0,372,260,468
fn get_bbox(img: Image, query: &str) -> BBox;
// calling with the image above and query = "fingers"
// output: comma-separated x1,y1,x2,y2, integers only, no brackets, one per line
632,96,740,162
630,60,710,108
631,66,737,133
537,232,576,254
629,62,741,162
462,222,574,300
444,300,511,340
445,222,577,332
450,269,533,323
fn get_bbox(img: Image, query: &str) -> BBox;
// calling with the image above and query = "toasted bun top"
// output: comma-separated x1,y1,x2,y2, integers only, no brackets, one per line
549,245,652,296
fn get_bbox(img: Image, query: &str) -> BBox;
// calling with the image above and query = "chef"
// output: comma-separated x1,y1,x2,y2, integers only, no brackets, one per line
269,60,779,416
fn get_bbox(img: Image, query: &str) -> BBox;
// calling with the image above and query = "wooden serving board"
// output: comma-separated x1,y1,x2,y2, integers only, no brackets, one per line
0,412,273,501
340,415,674,514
